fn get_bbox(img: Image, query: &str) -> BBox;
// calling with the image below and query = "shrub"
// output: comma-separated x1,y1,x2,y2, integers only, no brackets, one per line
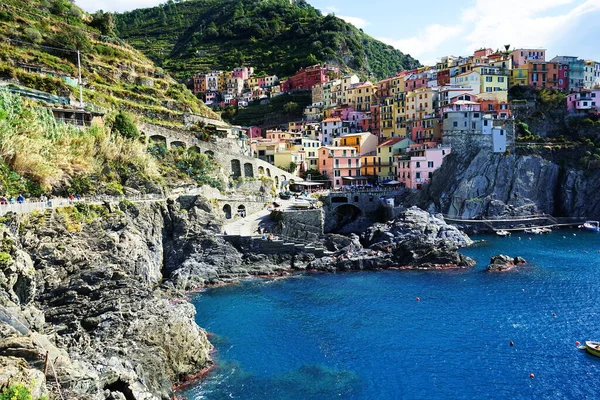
111,111,139,139
23,27,43,44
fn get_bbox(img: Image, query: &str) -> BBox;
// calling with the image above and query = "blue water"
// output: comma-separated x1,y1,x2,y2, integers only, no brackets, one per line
182,231,600,399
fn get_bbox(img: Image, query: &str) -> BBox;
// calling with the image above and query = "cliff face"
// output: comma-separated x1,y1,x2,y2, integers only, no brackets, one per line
0,196,314,399
415,150,600,220
0,201,215,400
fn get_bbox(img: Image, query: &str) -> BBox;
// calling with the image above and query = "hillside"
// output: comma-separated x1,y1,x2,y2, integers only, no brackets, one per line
114,0,420,80
0,0,219,125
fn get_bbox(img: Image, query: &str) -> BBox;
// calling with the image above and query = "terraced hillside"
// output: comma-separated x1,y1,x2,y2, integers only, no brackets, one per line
115,0,420,80
0,0,219,125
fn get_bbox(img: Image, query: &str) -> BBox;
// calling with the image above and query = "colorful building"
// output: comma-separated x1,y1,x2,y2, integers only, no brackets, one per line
318,146,362,188
397,146,451,189
510,48,546,68
334,132,378,156
289,65,339,90
526,61,560,89
566,90,600,114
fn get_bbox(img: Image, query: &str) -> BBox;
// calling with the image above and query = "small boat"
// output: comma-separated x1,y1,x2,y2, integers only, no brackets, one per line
524,228,543,234
582,221,600,232
496,230,511,237
585,341,600,357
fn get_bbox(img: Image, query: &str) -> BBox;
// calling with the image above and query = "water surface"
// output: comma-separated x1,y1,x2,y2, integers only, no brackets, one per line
182,230,600,399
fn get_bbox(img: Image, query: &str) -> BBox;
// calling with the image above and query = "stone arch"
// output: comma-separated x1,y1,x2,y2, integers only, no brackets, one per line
334,204,362,229
231,159,242,178
149,135,167,147
222,204,232,219
188,146,201,153
266,168,271,177
244,162,254,178
258,166,265,175
205,150,215,158
170,140,187,149
237,204,246,218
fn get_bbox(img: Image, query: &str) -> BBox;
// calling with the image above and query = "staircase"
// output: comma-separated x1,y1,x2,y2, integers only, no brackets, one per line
221,234,330,258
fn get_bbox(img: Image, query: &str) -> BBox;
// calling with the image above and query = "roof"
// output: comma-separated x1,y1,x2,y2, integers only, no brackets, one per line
323,117,342,123
378,137,405,147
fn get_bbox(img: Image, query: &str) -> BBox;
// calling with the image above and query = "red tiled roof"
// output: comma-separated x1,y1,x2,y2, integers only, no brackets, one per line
323,117,342,122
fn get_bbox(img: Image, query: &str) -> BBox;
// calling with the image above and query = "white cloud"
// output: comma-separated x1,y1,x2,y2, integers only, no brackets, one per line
378,24,464,64
338,15,370,29
380,0,600,65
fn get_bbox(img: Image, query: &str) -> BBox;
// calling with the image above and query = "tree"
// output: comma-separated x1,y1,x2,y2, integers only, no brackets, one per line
285,161,298,173
283,101,299,115
112,111,139,139
300,168,327,181
90,11,116,36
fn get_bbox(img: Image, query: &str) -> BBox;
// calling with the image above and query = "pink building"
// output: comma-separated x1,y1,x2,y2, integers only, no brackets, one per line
247,126,263,139
318,146,362,188
510,48,546,68
232,67,250,80
397,145,451,189
566,90,600,114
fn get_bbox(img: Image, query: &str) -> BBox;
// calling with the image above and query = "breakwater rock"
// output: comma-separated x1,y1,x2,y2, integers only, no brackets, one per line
486,255,527,272
309,207,474,271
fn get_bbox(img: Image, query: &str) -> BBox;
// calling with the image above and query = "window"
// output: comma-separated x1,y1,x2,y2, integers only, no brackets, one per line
453,121,458,128
498,77,504,82
472,122,477,130
485,76,493,82
322,159,326,165
416,172,421,179
416,162,421,168
474,113,480,118
428,161,434,168
486,87,492,92
428,172,433,178
334,170,340,177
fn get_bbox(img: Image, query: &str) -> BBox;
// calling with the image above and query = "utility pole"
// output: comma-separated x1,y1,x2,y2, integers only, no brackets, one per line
77,50,83,109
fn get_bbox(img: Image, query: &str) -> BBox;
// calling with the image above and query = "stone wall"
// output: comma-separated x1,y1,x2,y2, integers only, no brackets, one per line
278,209,324,242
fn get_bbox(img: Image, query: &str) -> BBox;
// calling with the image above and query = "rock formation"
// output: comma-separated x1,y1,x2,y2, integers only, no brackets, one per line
486,255,527,272
309,207,474,271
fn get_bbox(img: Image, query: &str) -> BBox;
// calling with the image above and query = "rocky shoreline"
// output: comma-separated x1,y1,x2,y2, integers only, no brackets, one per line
0,197,475,399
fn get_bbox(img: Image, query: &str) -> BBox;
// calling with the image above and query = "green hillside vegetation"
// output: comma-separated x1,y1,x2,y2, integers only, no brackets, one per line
0,0,219,125
0,90,221,197
115,0,420,81
223,92,312,126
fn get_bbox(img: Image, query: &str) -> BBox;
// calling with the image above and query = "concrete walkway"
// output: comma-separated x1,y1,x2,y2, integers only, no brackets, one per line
223,199,293,236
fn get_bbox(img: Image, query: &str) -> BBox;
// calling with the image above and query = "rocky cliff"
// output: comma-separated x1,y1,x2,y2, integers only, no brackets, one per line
415,150,600,220
0,197,317,399
0,198,475,399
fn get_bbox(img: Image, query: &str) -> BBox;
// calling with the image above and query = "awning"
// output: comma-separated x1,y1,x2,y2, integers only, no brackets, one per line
294,182,324,186
383,180,401,185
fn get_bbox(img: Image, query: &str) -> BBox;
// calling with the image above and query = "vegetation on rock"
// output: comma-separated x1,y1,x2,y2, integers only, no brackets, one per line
115,0,420,80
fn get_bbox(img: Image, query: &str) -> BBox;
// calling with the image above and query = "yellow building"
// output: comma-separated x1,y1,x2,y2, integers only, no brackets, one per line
393,93,407,138
376,137,411,180
361,152,379,178
390,75,406,96
335,132,378,156
510,67,529,87
380,97,395,139
246,76,259,89
347,82,375,112
218,71,228,92
475,66,508,102
406,87,436,122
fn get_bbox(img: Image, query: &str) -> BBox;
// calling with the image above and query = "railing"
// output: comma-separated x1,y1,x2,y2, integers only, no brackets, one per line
0,193,165,216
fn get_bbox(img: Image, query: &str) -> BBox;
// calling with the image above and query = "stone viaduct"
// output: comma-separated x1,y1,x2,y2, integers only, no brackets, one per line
140,123,299,189
139,123,301,220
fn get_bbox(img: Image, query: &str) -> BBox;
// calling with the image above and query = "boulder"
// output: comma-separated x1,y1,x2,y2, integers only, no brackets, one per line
486,254,527,272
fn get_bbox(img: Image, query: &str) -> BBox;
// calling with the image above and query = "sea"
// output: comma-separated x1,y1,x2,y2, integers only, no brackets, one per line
180,230,600,400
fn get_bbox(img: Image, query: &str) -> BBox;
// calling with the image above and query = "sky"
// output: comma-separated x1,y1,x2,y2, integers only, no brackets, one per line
77,0,600,66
